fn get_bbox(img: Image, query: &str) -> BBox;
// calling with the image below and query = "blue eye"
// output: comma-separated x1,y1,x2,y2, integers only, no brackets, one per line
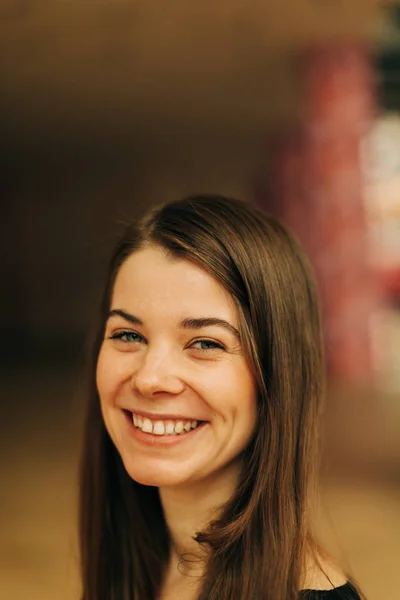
191,339,225,353
109,331,143,343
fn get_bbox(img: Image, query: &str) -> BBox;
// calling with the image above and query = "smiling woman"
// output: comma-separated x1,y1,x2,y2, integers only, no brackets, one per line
96,244,256,490
79,195,363,600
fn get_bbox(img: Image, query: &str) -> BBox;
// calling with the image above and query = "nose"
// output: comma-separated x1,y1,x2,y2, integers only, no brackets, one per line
131,345,184,399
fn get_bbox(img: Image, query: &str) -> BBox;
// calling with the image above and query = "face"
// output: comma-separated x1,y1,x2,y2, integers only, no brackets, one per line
96,245,257,488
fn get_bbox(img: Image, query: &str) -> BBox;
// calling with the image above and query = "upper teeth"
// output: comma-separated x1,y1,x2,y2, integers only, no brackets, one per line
132,413,199,436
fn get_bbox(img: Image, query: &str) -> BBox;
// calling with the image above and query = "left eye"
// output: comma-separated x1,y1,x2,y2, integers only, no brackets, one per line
191,339,225,353
109,331,143,343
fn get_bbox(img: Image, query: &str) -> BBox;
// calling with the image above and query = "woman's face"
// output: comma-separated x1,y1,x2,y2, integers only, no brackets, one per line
97,245,257,488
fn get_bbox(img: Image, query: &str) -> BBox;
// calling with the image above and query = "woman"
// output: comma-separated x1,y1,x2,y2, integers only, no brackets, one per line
79,195,363,600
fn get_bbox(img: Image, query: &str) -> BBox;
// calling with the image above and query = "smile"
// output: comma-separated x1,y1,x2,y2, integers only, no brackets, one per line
128,411,202,436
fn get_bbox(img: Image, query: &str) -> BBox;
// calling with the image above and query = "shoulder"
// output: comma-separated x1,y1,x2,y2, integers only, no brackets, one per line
302,554,347,590
300,553,361,598
300,582,361,599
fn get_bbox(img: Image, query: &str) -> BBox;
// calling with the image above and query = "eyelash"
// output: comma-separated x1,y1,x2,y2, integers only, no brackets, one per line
109,331,141,343
108,331,225,353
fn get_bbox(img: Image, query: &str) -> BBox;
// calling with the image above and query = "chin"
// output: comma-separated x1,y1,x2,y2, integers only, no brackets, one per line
122,458,194,488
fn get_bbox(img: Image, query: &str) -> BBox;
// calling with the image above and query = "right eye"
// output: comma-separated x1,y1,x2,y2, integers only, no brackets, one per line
109,331,143,344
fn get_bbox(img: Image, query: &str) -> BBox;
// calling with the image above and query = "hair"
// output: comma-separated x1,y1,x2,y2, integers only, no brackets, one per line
79,195,344,600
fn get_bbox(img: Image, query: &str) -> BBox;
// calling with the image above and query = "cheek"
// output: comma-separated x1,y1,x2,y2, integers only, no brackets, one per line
96,346,122,403
95,347,108,398
235,366,258,434
205,362,257,425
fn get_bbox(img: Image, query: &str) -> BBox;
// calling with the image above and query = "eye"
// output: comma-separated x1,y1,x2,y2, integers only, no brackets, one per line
109,331,144,344
190,339,225,353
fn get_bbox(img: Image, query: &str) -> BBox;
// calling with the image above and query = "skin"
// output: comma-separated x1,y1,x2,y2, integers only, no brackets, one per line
96,245,257,586
97,245,257,489
96,244,347,596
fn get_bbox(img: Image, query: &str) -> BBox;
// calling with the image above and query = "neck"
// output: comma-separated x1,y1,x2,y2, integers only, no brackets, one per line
159,462,240,574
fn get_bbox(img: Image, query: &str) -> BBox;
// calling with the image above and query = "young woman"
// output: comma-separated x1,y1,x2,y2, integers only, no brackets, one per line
79,195,363,600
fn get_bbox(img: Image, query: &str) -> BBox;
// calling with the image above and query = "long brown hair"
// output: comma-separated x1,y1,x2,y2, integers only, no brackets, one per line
79,195,326,600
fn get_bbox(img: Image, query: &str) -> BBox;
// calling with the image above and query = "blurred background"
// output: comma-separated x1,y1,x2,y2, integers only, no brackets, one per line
1,1,400,598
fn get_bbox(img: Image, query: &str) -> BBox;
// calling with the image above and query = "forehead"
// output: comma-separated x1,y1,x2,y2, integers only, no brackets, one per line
111,246,237,321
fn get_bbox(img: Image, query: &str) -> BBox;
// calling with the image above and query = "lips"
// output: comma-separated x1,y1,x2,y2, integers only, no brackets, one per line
122,409,208,446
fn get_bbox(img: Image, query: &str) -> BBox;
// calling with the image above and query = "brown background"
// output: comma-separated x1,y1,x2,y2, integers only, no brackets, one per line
1,2,399,599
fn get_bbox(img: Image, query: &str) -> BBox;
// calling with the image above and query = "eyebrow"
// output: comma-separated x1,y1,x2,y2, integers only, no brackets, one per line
107,309,241,340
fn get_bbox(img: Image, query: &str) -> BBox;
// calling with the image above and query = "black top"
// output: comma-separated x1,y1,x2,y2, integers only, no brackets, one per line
300,582,361,599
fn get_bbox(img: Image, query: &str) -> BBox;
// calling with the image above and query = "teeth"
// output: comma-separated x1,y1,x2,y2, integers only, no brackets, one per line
165,421,175,435
153,421,165,435
174,421,184,434
142,418,153,433
131,413,201,436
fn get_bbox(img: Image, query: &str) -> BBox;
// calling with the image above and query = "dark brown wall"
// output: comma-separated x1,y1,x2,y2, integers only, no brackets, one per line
1,135,267,361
